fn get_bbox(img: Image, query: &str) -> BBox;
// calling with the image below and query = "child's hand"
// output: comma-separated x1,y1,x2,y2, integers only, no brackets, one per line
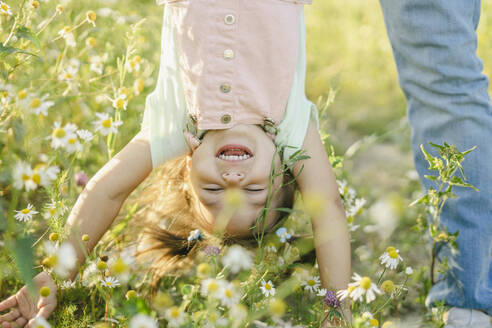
0,271,57,328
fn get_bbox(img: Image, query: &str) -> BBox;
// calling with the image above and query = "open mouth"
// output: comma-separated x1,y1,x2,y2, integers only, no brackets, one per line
216,144,253,161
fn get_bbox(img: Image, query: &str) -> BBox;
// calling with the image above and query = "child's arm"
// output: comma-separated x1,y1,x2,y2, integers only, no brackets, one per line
292,119,351,320
65,129,152,279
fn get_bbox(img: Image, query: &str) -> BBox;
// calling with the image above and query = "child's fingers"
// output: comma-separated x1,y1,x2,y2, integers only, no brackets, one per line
14,317,27,327
0,308,20,322
0,295,18,312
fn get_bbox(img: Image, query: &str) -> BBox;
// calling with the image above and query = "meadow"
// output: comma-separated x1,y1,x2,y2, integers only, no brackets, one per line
0,0,489,327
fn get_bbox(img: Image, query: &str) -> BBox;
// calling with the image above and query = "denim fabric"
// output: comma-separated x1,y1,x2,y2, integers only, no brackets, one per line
379,0,492,315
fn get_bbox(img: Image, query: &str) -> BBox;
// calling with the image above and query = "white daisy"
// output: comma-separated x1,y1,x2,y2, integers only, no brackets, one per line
165,306,186,328
43,200,67,220
221,245,253,274
102,276,120,288
89,55,104,75
58,26,76,47
12,161,38,191
129,314,157,328
346,273,381,304
316,288,327,297
31,316,51,328
36,164,60,187
60,279,76,289
217,281,240,307
260,280,276,297
14,204,39,222
77,129,93,142
0,1,13,16
275,227,291,243
44,241,77,279
111,93,127,111
301,275,321,294
200,278,223,297
126,55,142,73
64,135,82,153
379,246,403,270
92,112,123,136
47,121,78,150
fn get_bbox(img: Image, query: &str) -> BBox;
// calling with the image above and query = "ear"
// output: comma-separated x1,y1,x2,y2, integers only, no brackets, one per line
184,131,201,153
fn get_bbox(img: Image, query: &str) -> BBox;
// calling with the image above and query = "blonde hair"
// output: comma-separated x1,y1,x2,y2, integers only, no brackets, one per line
132,154,296,287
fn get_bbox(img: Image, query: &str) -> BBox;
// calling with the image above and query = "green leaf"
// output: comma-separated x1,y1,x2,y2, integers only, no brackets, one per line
409,194,429,207
15,26,41,48
0,42,38,57
7,237,36,296
449,176,478,191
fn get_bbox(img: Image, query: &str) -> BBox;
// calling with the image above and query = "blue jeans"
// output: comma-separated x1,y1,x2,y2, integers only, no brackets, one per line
379,0,492,315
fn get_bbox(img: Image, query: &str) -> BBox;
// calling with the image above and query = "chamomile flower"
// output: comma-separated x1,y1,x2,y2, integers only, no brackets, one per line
43,200,67,220
111,93,128,111
260,280,276,297
0,1,13,16
276,227,291,243
102,276,120,288
201,278,223,297
302,275,321,294
43,241,77,278
126,55,143,73
345,273,381,304
14,204,39,222
47,121,78,150
60,279,76,289
64,135,82,153
58,26,76,47
92,112,123,136
134,78,145,95
13,161,38,191
217,281,240,307
31,316,51,328
76,129,94,142
129,314,157,328
28,95,55,117
379,246,403,270
405,266,414,275
89,55,104,75
165,306,186,328
35,164,60,187
221,245,253,274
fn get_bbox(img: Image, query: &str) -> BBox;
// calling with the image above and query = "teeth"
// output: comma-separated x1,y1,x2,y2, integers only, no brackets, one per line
218,153,251,161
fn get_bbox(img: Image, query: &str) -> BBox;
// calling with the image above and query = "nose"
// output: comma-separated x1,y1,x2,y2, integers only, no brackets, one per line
222,172,244,185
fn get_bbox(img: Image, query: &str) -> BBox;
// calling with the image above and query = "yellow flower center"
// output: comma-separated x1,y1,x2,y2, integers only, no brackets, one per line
170,307,180,318
389,250,399,259
106,281,112,286
348,285,356,293
134,55,142,63
49,208,56,215
307,279,315,286
115,98,125,109
101,119,112,128
87,11,96,22
370,318,379,327
30,98,41,108
18,90,27,99
381,280,395,294
134,78,145,93
360,277,372,290
385,246,396,253
208,281,219,292
22,174,30,181
1,91,7,98
21,208,31,214
112,258,128,274
53,127,66,138
1,4,8,11
68,138,77,145
224,289,232,298
264,283,271,290
32,173,41,185
63,26,72,33
86,37,96,47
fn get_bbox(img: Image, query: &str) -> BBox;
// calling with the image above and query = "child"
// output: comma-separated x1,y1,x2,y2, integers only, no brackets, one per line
0,0,351,326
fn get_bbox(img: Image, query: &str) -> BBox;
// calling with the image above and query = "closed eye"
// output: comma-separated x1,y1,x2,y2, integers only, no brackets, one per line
245,188,264,192
203,187,223,192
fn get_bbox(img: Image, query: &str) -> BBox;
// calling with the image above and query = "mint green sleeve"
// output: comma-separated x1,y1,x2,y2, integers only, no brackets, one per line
276,8,320,164
140,5,190,170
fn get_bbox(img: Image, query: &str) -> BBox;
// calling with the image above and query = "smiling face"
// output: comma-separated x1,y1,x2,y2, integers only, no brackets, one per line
188,124,288,237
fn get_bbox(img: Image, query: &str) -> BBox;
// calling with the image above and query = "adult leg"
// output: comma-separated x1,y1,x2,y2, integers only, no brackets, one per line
379,0,492,315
